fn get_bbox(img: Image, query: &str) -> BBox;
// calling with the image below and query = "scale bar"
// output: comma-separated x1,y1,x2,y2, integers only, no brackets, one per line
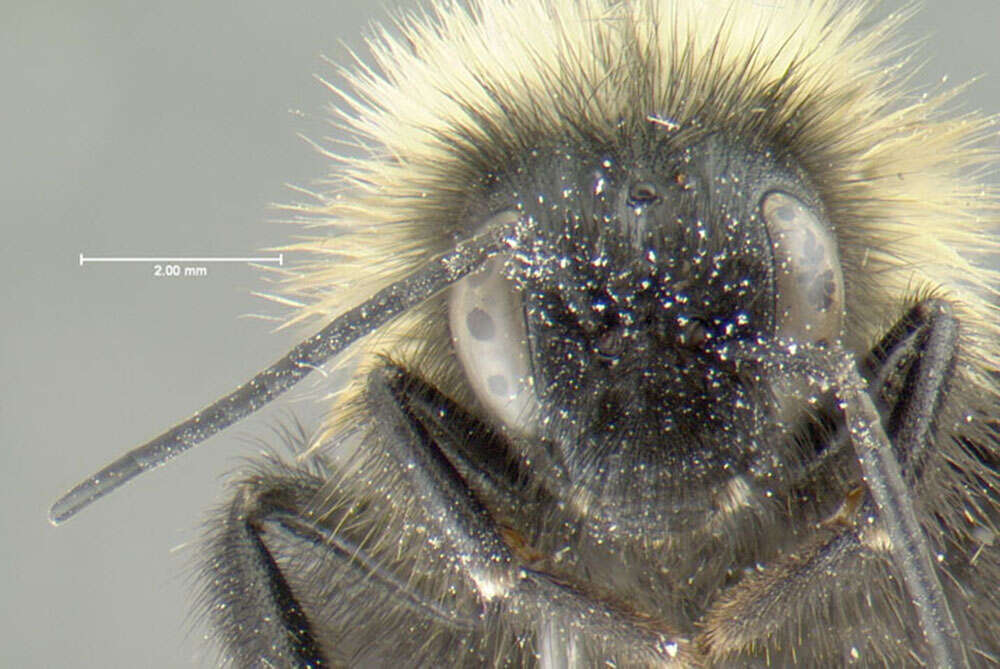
80,254,283,266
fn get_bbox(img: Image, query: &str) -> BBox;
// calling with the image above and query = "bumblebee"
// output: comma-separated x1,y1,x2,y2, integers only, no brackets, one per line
53,0,999,666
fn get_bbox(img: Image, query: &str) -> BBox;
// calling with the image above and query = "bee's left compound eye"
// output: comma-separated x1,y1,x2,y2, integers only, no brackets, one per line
762,192,845,344
449,250,539,433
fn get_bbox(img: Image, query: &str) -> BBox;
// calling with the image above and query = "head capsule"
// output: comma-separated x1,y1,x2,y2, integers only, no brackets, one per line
450,130,844,525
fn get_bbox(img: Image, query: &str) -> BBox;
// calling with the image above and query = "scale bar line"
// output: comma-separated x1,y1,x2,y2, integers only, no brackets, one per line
80,254,283,266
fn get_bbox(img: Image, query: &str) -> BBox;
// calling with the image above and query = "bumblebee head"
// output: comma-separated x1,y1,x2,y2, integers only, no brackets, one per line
52,0,998,536
289,0,993,523
449,126,845,514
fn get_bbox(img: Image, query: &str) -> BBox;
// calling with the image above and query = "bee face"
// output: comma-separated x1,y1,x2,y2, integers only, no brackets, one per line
38,1,1000,667
451,132,845,519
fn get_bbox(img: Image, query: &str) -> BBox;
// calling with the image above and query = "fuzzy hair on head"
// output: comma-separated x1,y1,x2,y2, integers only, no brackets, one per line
280,0,998,437
230,0,1000,664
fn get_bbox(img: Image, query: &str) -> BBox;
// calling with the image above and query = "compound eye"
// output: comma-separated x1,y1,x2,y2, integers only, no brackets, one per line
762,192,844,343
449,254,539,434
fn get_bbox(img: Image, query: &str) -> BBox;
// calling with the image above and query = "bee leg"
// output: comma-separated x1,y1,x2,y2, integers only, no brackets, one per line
366,364,695,666
855,298,969,666
202,467,330,668
372,362,535,514
203,463,477,668
699,512,873,661
861,298,959,479
701,299,964,664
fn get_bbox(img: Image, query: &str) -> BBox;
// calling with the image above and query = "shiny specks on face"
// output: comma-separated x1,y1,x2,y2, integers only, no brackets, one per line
448,138,844,515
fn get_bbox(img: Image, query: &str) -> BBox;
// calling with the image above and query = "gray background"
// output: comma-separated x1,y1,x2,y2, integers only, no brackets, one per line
3,1,998,667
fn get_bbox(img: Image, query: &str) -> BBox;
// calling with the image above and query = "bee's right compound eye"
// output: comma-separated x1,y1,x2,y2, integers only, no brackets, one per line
449,249,540,434
762,191,845,344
